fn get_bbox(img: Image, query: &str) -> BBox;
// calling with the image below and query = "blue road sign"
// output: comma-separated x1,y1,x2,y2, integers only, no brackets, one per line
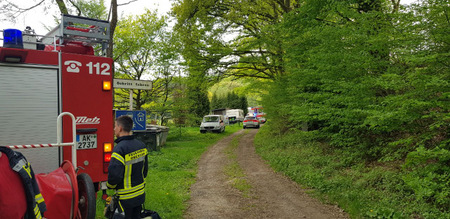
115,110,147,131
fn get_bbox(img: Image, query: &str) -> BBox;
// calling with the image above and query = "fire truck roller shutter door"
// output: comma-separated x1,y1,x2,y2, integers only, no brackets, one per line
0,65,60,174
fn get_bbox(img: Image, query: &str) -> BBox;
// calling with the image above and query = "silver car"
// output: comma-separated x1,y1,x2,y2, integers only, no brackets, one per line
243,116,260,129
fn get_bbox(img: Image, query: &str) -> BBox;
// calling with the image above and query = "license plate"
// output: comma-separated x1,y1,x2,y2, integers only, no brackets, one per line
76,134,97,150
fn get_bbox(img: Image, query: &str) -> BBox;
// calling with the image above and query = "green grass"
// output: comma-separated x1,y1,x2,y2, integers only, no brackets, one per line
95,124,243,218
253,125,450,219
223,130,252,197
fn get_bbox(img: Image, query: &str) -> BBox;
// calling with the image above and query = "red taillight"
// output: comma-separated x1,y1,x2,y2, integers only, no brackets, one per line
103,142,113,173
104,153,112,162
243,120,248,122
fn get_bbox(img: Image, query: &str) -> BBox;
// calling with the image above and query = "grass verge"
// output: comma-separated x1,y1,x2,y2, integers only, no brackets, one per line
95,124,242,218
254,125,450,219
223,130,252,197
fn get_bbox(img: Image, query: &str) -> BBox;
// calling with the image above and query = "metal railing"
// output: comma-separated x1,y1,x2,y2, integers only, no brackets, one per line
1,14,110,55
6,112,78,168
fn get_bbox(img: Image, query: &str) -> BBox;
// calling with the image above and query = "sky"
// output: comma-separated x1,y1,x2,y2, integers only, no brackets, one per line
0,0,173,36
1,0,417,41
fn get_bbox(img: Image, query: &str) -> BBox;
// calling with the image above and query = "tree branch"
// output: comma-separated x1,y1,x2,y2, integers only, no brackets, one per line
118,0,139,7
67,0,82,16
391,0,400,13
16,0,46,11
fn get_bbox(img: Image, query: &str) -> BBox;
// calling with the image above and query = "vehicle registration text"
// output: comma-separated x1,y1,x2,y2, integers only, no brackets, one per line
76,134,97,150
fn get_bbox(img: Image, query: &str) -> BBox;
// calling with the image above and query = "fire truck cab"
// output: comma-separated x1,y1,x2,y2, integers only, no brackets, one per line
0,15,113,191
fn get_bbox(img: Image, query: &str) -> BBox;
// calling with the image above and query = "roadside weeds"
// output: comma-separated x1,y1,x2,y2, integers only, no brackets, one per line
223,130,252,198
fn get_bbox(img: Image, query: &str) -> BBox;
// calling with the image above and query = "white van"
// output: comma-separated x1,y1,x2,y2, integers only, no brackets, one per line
200,115,226,133
226,109,244,124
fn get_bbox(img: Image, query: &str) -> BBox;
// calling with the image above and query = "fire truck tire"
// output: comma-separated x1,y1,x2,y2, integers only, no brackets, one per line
77,173,96,219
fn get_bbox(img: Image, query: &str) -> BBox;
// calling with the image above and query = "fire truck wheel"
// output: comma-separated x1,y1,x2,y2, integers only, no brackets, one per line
77,173,96,219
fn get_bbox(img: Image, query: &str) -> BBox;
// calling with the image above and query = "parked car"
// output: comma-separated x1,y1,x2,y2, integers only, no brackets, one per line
256,115,266,124
243,116,260,129
200,115,225,133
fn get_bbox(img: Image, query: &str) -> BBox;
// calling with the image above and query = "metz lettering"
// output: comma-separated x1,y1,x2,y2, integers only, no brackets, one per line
76,116,101,124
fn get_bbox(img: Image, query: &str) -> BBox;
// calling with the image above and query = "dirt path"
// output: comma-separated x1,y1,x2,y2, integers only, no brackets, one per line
184,128,348,219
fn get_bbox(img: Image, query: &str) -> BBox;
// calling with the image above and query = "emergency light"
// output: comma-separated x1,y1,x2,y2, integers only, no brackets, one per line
104,142,112,152
3,29,24,49
103,80,112,91
103,142,112,173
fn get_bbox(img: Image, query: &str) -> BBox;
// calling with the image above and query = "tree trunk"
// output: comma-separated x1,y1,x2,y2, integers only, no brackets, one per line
56,0,68,14
107,0,117,60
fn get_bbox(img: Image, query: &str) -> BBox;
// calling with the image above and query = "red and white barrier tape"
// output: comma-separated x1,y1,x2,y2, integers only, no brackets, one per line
8,144,54,149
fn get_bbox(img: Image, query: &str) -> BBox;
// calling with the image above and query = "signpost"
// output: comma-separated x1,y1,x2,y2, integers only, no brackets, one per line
115,110,147,131
113,78,152,110
113,79,152,130
113,79,152,90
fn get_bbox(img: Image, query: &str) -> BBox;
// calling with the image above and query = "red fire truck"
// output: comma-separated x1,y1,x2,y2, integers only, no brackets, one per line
0,14,113,196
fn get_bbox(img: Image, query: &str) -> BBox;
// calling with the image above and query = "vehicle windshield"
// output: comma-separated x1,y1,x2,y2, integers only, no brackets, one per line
244,117,256,120
203,116,220,122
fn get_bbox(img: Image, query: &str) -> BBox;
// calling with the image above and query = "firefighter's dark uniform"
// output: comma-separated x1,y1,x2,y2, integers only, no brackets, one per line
107,135,148,218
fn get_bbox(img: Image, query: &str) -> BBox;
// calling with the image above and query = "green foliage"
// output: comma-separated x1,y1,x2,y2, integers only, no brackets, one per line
185,73,210,124
172,0,299,80
250,0,450,216
74,0,107,20
168,0,450,215
224,132,252,197
403,146,450,209
259,0,449,160
106,0,448,216
254,124,450,218
208,77,264,107
210,91,248,113
113,10,173,110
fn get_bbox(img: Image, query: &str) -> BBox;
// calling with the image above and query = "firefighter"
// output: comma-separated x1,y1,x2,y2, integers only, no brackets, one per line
107,115,148,219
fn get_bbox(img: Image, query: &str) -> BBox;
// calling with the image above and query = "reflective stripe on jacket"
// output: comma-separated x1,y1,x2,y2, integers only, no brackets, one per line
107,135,148,209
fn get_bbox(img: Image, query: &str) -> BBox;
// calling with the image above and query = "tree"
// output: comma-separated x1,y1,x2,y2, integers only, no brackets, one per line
210,93,219,110
172,0,300,80
258,0,448,165
209,90,248,114
113,10,168,110
75,0,108,20
239,96,248,115
170,1,300,121
171,76,190,126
